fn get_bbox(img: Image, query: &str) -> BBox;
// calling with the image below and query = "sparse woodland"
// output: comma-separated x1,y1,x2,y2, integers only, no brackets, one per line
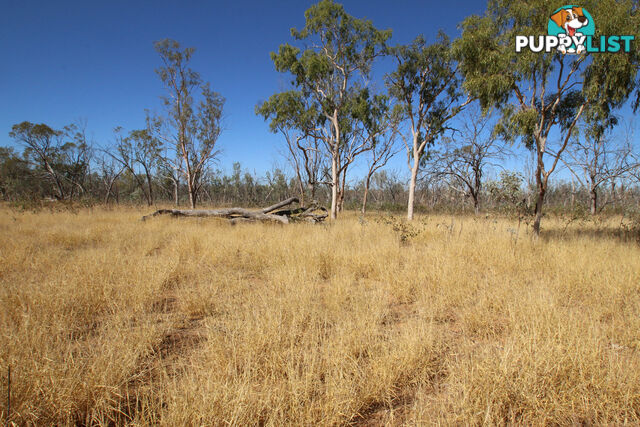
2,0,640,230
2,0,640,425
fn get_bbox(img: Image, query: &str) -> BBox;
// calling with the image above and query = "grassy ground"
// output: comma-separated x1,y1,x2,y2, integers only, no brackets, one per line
1,206,640,425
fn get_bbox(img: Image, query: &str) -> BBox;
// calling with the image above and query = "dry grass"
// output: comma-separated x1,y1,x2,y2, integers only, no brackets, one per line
1,206,639,425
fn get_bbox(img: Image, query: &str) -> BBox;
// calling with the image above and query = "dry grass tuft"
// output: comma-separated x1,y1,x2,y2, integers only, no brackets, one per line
1,207,639,425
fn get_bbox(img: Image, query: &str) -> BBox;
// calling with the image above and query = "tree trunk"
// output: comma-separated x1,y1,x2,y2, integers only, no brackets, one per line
104,178,116,204
173,178,179,206
338,175,346,213
142,197,328,224
361,174,372,215
145,169,154,205
532,181,546,235
407,158,419,221
45,161,65,200
330,154,339,220
532,144,547,236
290,159,305,207
187,179,196,209
308,182,316,202
590,186,598,215
297,177,305,207
474,173,482,215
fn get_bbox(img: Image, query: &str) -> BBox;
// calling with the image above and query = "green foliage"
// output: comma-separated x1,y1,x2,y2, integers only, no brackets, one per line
375,214,424,244
121,128,162,169
386,32,468,162
455,0,639,146
493,105,539,149
290,0,391,77
153,38,225,206
256,90,322,135
9,121,90,200
266,0,391,134
0,147,39,200
486,171,525,211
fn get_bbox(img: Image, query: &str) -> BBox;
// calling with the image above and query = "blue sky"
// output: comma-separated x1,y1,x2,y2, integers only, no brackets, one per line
1,0,487,177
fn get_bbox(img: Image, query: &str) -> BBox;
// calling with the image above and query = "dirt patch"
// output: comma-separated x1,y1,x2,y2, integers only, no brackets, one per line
349,390,415,426
102,292,207,425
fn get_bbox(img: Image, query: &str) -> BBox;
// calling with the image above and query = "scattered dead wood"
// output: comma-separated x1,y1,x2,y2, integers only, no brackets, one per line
141,197,328,224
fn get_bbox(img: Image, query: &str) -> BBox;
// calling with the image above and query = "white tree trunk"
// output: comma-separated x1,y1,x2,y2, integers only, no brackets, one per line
330,154,339,220
407,158,419,221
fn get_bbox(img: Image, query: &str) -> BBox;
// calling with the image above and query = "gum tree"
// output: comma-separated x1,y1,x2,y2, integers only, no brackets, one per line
455,0,639,234
154,39,225,209
256,91,324,205
110,125,162,206
9,121,91,201
267,0,391,219
386,34,471,221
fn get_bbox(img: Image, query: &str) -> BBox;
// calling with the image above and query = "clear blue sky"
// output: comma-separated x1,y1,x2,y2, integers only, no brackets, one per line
1,0,488,177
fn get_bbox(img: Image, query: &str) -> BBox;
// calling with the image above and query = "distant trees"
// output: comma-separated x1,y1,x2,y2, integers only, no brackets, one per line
486,171,525,213
109,125,162,206
361,130,398,215
4,0,640,221
428,107,508,214
455,0,640,234
9,121,91,201
96,152,125,204
153,39,225,209
564,117,635,215
0,147,37,200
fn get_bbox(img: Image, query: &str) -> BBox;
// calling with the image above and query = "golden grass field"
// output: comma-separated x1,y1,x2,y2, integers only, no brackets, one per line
1,206,640,425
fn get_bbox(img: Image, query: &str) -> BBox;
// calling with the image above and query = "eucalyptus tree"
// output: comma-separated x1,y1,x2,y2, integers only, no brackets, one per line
267,0,391,219
9,121,90,200
154,39,225,209
336,90,398,213
127,127,162,205
0,147,35,200
455,0,640,234
58,122,92,199
97,152,125,204
256,91,324,205
349,92,400,215
109,126,155,205
386,33,471,221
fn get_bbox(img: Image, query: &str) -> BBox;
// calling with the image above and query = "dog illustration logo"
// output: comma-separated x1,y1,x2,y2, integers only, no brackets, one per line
548,5,595,54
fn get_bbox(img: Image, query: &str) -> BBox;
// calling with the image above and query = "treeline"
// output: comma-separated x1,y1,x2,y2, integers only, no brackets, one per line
3,0,640,234
3,139,640,217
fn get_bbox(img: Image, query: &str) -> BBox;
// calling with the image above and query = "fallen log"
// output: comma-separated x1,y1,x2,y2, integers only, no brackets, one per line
261,197,300,213
141,198,328,224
